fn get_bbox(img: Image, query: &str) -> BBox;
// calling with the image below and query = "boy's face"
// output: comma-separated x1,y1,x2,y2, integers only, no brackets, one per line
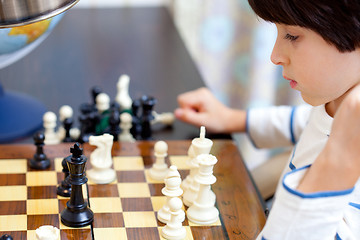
271,24,360,107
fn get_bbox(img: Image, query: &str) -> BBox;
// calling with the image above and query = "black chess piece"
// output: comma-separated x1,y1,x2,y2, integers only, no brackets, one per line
91,86,102,106
130,99,142,139
62,117,73,142
0,234,13,240
140,95,157,140
106,109,121,141
57,156,71,197
61,143,94,228
29,132,50,169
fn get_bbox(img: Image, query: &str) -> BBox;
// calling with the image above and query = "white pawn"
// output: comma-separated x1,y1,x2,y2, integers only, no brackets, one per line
183,126,213,207
36,225,60,240
96,93,110,114
161,197,186,240
43,111,60,145
186,154,219,225
87,133,116,184
158,165,184,224
149,141,169,181
115,74,132,110
118,112,135,142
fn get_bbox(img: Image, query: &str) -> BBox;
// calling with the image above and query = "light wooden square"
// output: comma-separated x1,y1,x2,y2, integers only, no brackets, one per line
26,171,57,186
0,215,27,231
123,211,157,227
93,227,127,240
159,226,193,240
27,199,59,215
26,230,60,240
90,197,122,213
0,159,27,174
150,196,167,212
113,156,144,171
169,155,190,170
117,183,150,198
0,186,27,201
54,158,64,172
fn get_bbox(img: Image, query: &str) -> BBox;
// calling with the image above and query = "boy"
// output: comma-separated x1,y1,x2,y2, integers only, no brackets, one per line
175,0,360,239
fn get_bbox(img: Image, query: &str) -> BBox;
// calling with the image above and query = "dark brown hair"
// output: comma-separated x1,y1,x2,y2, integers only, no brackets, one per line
248,0,360,52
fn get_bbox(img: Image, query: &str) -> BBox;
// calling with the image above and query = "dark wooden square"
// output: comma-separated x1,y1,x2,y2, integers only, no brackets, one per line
0,174,26,186
27,186,58,199
0,201,26,215
93,213,124,228
126,227,160,240
117,170,146,183
88,184,119,198
121,198,153,211
148,183,165,196
27,214,59,230
61,229,92,240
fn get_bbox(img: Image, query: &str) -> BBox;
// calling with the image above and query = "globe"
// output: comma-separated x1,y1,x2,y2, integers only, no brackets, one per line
0,14,63,143
0,14,63,69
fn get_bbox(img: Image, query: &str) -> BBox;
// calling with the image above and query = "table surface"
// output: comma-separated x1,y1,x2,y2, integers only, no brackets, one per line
1,7,220,142
0,140,266,239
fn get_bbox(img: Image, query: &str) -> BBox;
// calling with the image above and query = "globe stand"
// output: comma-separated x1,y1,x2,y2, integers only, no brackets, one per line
0,84,46,143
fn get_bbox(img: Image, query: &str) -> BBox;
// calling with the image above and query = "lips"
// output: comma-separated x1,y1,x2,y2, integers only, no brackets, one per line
283,75,297,89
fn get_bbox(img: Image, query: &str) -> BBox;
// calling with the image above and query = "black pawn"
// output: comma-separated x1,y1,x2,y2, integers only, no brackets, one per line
57,156,71,197
130,99,142,139
140,95,157,140
61,143,94,228
107,109,121,141
0,234,13,240
63,117,73,142
29,132,50,169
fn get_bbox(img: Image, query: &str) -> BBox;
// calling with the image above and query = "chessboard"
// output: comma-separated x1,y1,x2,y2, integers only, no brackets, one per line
0,140,266,240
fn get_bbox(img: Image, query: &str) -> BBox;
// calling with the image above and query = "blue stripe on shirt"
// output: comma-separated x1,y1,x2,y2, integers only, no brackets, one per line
349,202,360,210
289,106,297,144
282,165,355,198
288,144,297,170
336,233,342,240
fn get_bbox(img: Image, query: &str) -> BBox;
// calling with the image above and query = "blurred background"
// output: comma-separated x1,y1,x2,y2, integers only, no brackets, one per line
74,0,304,171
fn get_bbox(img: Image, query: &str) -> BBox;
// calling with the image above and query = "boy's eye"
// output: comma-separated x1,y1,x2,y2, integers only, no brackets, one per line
284,33,299,41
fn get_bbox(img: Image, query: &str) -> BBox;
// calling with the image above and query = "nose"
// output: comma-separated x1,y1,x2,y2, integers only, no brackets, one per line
270,38,289,66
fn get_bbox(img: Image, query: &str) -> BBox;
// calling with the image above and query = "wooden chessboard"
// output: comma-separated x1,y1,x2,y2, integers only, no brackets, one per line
0,140,266,240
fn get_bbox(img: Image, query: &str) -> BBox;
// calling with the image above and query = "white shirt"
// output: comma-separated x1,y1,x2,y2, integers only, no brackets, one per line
247,105,360,240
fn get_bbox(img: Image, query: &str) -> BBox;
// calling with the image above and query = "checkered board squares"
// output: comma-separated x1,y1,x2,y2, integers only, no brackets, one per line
0,154,224,240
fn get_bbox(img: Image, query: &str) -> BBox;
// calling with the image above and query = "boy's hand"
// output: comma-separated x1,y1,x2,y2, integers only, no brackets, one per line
174,88,246,133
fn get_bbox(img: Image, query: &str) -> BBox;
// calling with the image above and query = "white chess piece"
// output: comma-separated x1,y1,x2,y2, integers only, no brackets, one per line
118,112,135,142
152,111,175,126
180,145,195,192
158,165,184,224
87,133,116,184
149,141,169,181
186,154,219,225
43,111,60,145
183,126,213,207
36,225,60,240
161,197,186,240
96,93,110,114
115,74,132,110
